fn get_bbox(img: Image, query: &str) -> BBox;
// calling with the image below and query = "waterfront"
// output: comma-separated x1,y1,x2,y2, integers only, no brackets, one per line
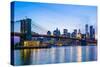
11,2,97,65
14,45,97,65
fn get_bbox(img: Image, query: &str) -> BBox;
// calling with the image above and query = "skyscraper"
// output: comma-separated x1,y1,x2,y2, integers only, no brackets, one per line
90,25,94,40
63,29,68,37
77,29,82,39
53,28,61,36
85,24,88,34
63,29,68,35
93,28,95,40
53,28,61,42
71,29,77,38
67,33,71,38
85,24,89,39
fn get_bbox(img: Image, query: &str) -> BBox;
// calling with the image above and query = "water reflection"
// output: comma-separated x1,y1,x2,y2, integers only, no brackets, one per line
14,45,97,65
77,46,82,62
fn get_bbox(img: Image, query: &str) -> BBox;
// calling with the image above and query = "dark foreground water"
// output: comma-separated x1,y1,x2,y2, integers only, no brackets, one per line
14,45,97,65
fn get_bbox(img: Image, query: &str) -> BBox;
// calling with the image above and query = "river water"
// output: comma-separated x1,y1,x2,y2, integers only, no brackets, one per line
14,45,97,65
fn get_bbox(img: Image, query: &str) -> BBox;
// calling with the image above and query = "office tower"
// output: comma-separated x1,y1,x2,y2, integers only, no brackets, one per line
71,29,77,38
53,28,61,36
53,29,57,36
85,24,88,34
77,29,82,39
63,29,68,35
62,29,68,37
90,25,93,40
74,29,77,38
93,28,95,40
74,29,77,34
85,24,89,39
53,28,61,42
67,33,71,38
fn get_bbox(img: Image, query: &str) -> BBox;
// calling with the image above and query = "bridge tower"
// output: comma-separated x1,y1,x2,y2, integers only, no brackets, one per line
20,18,32,45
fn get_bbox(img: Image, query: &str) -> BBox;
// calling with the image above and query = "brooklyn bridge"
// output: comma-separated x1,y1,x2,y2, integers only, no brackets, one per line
11,18,97,49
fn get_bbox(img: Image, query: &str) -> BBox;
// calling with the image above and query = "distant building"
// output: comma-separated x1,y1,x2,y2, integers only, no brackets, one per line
85,24,89,39
71,29,77,38
81,34,86,39
85,24,88,34
62,29,68,37
53,28,61,36
71,32,74,38
67,33,71,38
74,29,77,35
90,25,94,40
93,28,95,40
77,29,82,39
47,31,51,35
53,28,61,42
63,29,68,35
46,31,52,41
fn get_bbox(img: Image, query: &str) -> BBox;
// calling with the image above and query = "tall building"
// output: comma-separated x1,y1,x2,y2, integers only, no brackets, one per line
53,30,57,36
53,28,60,36
62,29,68,37
85,24,88,34
90,25,94,40
20,18,32,45
63,29,68,35
85,24,89,39
67,33,71,38
93,28,95,40
77,29,82,39
53,28,61,42
74,29,77,34
71,29,77,38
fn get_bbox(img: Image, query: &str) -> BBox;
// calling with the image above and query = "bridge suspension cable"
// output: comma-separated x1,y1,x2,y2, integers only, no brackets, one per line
11,19,48,34
31,21,48,34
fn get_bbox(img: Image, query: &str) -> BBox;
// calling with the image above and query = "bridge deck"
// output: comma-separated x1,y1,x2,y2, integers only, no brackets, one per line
11,32,97,43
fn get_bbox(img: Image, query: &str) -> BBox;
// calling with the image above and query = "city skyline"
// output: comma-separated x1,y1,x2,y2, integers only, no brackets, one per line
11,2,97,65
13,18,97,44
13,1,97,35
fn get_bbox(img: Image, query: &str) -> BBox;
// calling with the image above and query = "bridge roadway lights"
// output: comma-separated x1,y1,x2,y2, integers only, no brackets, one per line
11,32,97,44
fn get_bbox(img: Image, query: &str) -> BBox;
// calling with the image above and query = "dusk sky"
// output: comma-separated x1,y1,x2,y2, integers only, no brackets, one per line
13,1,97,35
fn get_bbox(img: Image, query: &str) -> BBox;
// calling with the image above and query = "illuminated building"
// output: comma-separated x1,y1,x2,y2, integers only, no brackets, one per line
24,41,40,47
77,29,82,39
